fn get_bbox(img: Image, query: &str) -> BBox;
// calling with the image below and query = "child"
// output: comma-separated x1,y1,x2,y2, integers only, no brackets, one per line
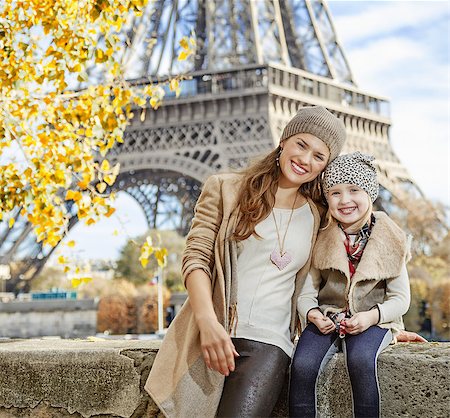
289,152,411,418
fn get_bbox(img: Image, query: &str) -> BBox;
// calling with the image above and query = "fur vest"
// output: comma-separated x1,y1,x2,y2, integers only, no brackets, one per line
312,211,410,333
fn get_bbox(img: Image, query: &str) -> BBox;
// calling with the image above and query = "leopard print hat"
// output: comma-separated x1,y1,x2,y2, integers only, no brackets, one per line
322,152,379,202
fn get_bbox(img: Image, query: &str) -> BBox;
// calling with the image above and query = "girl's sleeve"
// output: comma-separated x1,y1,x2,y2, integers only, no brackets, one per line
181,175,224,286
377,262,411,324
297,267,322,323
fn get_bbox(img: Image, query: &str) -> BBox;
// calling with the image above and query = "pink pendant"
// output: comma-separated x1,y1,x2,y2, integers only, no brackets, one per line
270,248,292,270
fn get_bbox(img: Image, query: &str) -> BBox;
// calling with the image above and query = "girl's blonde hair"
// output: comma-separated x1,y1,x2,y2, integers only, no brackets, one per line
232,143,324,241
321,191,373,232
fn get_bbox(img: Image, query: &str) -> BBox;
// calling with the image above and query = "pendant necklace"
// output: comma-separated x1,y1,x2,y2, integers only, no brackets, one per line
270,194,298,270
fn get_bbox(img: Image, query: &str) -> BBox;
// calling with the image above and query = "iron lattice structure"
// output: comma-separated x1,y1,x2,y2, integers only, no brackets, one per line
1,0,417,290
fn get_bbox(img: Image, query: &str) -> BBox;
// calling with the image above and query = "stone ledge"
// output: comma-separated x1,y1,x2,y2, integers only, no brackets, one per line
0,300,97,313
0,340,448,417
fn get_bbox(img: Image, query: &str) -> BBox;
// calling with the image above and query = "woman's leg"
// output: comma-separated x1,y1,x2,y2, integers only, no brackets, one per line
343,326,392,418
289,324,340,418
216,338,290,418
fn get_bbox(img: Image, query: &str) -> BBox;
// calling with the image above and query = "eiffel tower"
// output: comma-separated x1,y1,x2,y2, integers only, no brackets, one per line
0,0,417,290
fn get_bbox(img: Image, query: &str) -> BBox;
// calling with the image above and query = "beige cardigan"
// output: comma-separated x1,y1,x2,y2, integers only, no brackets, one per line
144,173,321,418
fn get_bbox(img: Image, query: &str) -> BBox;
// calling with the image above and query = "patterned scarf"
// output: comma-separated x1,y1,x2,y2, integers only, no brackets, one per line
339,214,376,278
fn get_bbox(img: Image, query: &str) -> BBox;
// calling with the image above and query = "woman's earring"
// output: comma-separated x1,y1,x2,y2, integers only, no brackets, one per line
276,147,282,167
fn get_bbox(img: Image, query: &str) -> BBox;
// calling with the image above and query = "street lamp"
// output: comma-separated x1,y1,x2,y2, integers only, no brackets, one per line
0,264,11,294
157,265,164,334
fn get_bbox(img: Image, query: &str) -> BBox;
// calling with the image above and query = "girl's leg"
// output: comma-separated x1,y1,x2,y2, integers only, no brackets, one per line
216,338,290,418
343,326,392,418
289,324,340,418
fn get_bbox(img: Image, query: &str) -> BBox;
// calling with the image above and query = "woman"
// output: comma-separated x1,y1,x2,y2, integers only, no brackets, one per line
145,106,346,417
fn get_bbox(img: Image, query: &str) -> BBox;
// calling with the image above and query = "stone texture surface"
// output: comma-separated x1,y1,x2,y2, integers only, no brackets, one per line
0,340,160,418
0,340,448,417
277,343,450,418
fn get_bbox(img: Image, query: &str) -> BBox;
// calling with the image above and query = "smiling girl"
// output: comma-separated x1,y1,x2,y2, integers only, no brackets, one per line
289,152,411,418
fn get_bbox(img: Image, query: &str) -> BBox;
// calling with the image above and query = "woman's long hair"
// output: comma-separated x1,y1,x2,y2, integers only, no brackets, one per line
232,143,324,241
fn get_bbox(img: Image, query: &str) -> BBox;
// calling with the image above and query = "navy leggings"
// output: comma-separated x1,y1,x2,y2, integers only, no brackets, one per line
289,324,392,418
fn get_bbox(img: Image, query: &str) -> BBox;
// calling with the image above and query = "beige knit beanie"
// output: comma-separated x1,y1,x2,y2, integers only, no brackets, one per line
280,106,346,161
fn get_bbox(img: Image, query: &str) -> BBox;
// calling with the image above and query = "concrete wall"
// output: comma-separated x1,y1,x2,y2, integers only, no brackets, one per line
0,300,97,338
0,340,448,417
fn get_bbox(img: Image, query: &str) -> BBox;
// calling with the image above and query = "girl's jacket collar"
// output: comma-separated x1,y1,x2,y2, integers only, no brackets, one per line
312,211,410,282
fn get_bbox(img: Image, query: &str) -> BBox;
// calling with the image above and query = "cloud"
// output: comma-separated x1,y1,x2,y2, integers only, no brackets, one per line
390,98,449,203
348,37,425,89
329,1,450,206
332,1,449,46
347,35,449,95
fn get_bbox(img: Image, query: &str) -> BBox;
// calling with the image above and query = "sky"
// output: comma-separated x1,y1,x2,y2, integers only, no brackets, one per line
52,0,450,263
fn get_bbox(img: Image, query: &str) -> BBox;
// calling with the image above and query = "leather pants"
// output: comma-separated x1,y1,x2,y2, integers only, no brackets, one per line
216,338,290,418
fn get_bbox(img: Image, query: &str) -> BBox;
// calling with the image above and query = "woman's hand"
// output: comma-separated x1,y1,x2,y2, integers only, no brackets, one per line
197,317,239,376
396,330,428,342
343,310,378,335
185,270,239,376
307,309,335,334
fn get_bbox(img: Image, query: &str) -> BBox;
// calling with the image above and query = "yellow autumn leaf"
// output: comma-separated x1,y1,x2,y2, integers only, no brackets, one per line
179,37,189,50
66,190,82,201
67,240,76,247
96,182,107,193
133,96,147,106
104,207,115,217
95,49,108,63
8,218,15,228
178,50,189,61
0,1,180,254
58,256,66,264
104,175,116,186
112,163,121,177
77,176,90,190
71,278,82,288
100,160,110,172
139,255,149,268
155,247,168,268
170,78,179,92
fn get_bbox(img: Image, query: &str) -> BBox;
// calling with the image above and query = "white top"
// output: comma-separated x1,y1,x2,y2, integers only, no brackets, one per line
235,203,314,357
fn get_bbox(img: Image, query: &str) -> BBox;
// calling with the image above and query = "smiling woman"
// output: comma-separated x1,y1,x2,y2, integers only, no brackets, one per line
144,106,347,418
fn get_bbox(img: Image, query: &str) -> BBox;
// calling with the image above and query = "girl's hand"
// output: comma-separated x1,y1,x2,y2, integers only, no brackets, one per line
396,330,428,342
307,309,335,334
343,310,378,335
197,317,239,376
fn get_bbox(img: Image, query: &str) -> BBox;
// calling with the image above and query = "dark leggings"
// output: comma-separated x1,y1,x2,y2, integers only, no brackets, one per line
289,324,392,418
216,338,290,418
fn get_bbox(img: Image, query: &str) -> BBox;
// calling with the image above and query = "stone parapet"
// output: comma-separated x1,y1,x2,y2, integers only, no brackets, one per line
0,340,448,417
0,300,97,313
0,300,97,339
